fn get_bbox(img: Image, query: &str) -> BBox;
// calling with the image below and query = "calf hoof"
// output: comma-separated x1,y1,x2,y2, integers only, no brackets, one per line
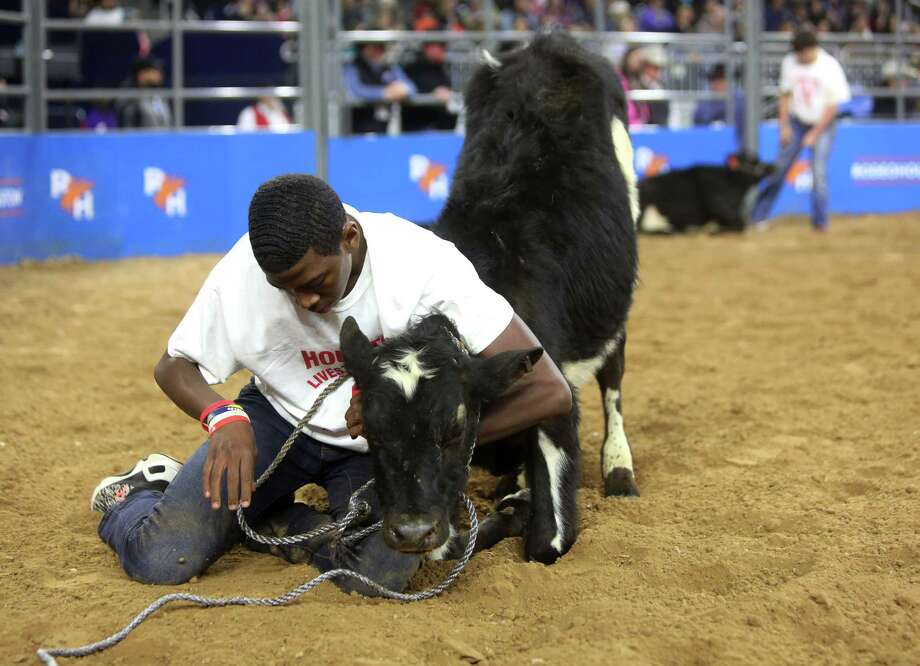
604,467,640,498
525,539,567,565
496,488,531,536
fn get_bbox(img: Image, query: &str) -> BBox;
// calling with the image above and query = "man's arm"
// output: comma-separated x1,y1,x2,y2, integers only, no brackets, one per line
778,92,792,147
154,352,255,511
803,103,838,147
475,315,573,444
344,315,572,443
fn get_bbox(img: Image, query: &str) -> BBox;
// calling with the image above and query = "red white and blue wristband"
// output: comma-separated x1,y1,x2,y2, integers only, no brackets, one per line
200,399,250,435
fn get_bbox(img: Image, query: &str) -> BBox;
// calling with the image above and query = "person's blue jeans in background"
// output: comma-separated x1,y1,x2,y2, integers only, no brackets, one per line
750,118,837,230
98,381,420,593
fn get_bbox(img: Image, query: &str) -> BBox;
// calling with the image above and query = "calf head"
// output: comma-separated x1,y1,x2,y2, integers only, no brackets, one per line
340,314,542,554
727,152,776,183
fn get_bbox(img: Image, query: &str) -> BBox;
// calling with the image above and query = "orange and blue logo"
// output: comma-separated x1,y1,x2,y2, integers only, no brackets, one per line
144,167,187,217
409,155,449,201
0,177,24,218
50,169,95,220
634,147,669,179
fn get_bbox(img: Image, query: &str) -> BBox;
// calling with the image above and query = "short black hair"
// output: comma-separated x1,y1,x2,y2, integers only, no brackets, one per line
792,29,819,53
130,57,161,78
248,174,346,274
707,64,726,82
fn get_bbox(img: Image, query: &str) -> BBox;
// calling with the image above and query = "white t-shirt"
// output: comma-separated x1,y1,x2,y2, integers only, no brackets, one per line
236,102,292,132
84,7,127,24
167,205,514,452
780,48,851,125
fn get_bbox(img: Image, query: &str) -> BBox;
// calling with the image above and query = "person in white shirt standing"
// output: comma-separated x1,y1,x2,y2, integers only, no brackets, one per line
88,174,571,593
751,29,851,231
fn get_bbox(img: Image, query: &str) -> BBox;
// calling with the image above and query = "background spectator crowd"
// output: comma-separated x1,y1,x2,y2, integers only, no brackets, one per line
1,1,916,131
53,1,918,37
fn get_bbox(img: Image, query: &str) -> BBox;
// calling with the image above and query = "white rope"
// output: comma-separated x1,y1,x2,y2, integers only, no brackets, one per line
37,375,481,664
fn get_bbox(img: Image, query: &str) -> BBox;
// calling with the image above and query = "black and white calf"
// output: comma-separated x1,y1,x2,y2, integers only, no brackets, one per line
342,33,640,564
638,153,775,233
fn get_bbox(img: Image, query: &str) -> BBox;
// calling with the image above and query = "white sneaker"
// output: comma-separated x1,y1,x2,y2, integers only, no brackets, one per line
90,453,183,513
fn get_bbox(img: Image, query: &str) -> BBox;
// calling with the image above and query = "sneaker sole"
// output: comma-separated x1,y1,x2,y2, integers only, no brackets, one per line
90,453,183,511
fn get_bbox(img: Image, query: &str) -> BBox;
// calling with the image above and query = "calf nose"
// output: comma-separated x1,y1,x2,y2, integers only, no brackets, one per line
386,515,441,552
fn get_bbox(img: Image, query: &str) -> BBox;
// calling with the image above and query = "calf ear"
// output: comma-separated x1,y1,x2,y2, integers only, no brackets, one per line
471,347,544,403
340,316,376,387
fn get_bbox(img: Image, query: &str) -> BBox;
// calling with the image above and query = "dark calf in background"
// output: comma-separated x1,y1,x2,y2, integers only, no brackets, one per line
638,153,775,233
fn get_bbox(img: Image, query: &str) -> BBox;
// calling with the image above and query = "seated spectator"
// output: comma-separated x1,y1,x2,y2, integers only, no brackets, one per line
83,100,118,131
84,0,128,24
237,96,292,131
118,58,172,129
343,41,417,134
223,0,277,21
403,48,457,131
849,11,873,39
637,45,669,125
500,0,539,30
873,60,919,118
675,4,696,33
541,0,589,29
693,64,744,142
764,0,791,31
695,0,726,34
403,16,458,132
871,0,895,34
636,0,676,33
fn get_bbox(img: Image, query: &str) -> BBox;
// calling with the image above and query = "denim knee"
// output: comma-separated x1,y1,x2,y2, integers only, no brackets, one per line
117,533,218,585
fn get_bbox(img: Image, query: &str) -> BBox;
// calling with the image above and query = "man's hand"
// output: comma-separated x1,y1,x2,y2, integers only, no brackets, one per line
433,86,452,104
345,392,364,439
802,129,819,148
383,81,411,102
780,123,792,147
202,421,256,510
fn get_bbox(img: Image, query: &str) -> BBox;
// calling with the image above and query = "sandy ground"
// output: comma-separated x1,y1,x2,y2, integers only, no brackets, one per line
1,213,919,665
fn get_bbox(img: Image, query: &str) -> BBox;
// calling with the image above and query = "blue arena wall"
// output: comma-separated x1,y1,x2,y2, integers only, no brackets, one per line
1,123,918,264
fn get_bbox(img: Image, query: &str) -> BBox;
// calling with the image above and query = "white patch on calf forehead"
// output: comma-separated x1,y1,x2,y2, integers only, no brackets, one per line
538,431,569,554
456,403,466,425
611,117,640,226
602,389,633,475
382,349,434,400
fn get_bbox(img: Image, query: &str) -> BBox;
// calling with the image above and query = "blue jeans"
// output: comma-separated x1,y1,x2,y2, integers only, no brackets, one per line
98,382,420,592
750,118,837,229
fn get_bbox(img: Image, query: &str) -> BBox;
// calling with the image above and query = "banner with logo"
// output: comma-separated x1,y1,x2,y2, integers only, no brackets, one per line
759,123,920,216
0,123,917,264
329,132,462,225
0,132,315,263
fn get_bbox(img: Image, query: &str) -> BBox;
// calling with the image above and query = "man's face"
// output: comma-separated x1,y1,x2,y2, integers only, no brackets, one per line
264,219,360,314
795,47,818,65
137,67,162,87
361,44,386,65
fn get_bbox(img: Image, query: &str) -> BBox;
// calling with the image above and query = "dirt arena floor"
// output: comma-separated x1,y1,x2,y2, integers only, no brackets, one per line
1,212,918,665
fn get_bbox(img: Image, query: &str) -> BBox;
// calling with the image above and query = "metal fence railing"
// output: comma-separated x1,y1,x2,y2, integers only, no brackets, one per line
1,1,918,169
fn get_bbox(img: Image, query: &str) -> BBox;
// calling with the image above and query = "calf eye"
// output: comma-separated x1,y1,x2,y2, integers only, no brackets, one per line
451,357,462,368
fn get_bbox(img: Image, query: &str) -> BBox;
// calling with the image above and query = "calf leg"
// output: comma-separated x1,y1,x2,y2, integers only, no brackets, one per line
597,334,640,497
525,415,580,564
428,489,531,561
